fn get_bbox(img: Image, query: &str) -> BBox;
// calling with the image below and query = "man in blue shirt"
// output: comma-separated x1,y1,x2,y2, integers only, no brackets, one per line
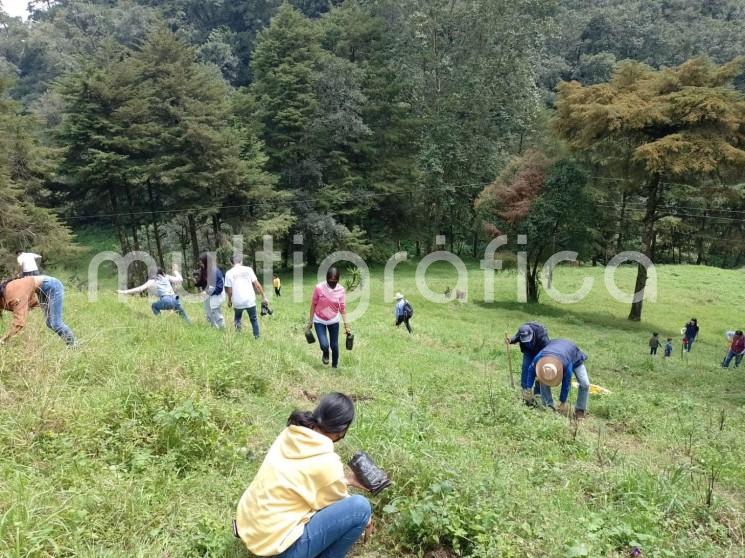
506,322,550,405
527,338,590,419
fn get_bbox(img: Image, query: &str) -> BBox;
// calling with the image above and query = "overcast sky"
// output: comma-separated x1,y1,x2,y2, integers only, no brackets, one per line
2,0,28,19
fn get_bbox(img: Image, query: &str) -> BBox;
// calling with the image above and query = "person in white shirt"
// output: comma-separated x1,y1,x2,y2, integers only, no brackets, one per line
116,264,191,323
224,254,268,338
16,250,42,277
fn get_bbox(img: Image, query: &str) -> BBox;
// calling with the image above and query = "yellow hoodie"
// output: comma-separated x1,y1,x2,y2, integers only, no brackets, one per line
236,425,348,556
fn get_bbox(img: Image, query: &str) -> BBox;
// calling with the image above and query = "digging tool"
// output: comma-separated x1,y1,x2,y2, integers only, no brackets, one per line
504,332,516,389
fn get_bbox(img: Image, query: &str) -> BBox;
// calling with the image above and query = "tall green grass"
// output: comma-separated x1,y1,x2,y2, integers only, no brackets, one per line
1,261,744,557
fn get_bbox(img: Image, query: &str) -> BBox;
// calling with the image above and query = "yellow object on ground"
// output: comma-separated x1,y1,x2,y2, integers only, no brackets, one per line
572,382,612,395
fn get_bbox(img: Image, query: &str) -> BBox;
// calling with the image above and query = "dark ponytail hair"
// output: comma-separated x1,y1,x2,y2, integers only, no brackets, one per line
288,392,355,434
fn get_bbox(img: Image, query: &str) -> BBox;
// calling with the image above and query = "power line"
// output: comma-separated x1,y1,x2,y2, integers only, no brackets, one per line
59,180,498,222
594,203,745,223
54,173,745,223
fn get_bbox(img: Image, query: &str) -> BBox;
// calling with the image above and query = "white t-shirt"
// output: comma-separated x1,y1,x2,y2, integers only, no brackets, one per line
225,265,258,309
17,252,41,273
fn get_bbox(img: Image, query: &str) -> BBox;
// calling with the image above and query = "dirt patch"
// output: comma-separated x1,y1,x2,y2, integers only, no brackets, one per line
425,547,459,558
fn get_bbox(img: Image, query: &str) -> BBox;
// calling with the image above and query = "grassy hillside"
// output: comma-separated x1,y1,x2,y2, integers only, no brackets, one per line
1,260,744,558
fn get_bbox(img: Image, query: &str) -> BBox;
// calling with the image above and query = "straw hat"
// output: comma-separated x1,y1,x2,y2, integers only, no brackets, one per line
536,356,563,387
395,292,404,301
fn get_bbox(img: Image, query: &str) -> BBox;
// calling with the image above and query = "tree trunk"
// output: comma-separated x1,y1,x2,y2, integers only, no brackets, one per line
188,213,200,269
628,176,661,321
616,190,628,252
696,237,705,265
144,224,154,256
147,179,165,268
108,188,129,255
527,255,540,303
212,214,221,249
124,184,146,285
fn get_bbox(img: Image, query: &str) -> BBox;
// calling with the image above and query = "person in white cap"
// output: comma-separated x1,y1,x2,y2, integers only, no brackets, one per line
527,338,590,419
394,293,413,334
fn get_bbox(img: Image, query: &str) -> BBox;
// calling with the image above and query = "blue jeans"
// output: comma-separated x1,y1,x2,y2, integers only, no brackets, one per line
38,277,76,346
315,322,340,368
234,306,259,338
274,495,371,558
151,296,190,323
722,351,743,368
685,336,695,352
520,353,541,394
540,364,590,412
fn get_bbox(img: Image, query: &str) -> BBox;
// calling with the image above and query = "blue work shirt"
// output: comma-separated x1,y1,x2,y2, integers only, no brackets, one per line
394,299,406,319
528,339,587,403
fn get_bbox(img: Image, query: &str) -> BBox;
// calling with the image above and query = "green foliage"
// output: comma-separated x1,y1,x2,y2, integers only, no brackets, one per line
2,260,745,556
554,56,745,319
542,0,745,95
479,154,592,301
0,78,74,273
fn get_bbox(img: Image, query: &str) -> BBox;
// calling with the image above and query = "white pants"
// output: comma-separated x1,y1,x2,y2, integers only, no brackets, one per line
204,297,225,329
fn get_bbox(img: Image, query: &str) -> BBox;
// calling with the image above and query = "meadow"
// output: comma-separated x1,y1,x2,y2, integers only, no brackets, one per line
1,254,744,558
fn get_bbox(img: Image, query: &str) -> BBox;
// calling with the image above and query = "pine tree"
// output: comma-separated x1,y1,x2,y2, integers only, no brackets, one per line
0,77,73,275
554,57,745,320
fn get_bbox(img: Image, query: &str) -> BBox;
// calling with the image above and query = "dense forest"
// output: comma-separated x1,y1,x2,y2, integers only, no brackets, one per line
2,0,745,316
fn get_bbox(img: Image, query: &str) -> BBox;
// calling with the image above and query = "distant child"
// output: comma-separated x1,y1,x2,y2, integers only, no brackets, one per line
273,274,281,297
649,332,660,355
664,338,673,358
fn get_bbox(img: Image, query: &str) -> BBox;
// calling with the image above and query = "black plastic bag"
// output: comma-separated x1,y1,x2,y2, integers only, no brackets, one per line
261,300,273,316
305,328,316,344
346,332,354,351
348,451,391,495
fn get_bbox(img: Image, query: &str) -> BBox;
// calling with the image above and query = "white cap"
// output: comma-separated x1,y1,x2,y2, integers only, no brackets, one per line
395,292,404,300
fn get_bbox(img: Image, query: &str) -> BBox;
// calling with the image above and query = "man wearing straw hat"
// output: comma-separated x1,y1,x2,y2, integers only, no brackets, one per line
528,338,590,420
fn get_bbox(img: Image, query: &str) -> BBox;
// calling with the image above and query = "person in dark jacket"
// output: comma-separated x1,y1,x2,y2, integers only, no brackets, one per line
649,332,660,355
505,322,550,405
684,319,699,352
722,330,745,368
527,338,590,419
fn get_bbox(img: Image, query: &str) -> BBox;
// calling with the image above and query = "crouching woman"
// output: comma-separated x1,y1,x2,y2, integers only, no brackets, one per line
235,393,372,558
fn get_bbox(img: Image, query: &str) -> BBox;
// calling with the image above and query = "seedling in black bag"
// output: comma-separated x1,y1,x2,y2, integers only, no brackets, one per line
305,328,316,344
348,451,391,495
346,332,354,351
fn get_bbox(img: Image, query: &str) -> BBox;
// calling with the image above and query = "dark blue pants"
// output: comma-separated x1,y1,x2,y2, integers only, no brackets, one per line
521,353,540,393
234,306,260,338
151,295,190,323
722,350,743,368
685,336,696,352
315,322,340,368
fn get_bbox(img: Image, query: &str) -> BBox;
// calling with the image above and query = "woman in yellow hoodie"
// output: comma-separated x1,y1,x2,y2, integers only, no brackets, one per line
236,393,372,558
